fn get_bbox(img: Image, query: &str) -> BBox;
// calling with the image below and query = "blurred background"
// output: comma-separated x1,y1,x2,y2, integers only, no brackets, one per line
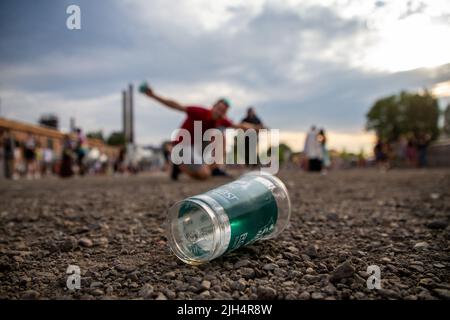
1,0,449,179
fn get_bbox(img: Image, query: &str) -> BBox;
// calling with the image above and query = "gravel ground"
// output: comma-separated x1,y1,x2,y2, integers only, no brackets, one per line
0,169,449,300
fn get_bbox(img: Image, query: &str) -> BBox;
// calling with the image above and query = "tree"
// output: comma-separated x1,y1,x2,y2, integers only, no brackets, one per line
106,131,126,146
86,130,105,142
366,90,439,142
366,94,401,142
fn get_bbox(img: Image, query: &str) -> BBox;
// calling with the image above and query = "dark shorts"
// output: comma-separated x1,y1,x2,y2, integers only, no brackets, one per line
24,148,35,160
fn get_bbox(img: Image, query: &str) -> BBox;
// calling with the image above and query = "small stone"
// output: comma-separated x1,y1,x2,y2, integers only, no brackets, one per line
128,271,139,281
287,246,299,253
240,267,255,279
433,263,446,269
231,279,247,292
285,293,297,300
322,284,337,295
326,212,339,222
303,275,320,284
234,259,251,268
21,290,40,300
115,263,136,273
299,291,311,300
305,245,318,258
257,286,277,300
378,289,401,299
433,289,450,300
418,278,435,288
91,289,104,296
199,290,211,298
164,271,176,279
96,237,109,247
201,280,211,290
311,292,324,300
430,193,440,200
139,284,154,298
414,242,429,250
164,289,176,299
410,265,424,273
306,267,315,274
90,282,103,289
354,292,366,299
426,219,448,230
79,237,93,248
330,261,355,282
105,286,114,294
60,238,77,252
155,292,167,300
262,263,278,271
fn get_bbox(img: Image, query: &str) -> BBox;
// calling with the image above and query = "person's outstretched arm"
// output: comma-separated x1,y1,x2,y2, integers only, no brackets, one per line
141,85,186,112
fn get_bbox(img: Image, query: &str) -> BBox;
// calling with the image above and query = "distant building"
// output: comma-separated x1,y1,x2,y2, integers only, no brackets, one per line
0,117,119,159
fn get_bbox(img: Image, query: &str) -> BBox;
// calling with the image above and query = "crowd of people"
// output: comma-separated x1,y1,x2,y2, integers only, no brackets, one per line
374,134,431,170
1,130,55,180
0,128,114,180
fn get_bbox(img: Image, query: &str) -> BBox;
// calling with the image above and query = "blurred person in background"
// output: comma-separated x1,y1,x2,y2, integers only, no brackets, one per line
374,139,389,171
417,133,431,168
304,125,323,172
75,128,88,176
60,134,74,178
241,107,265,168
42,142,54,176
23,132,37,179
1,129,15,179
317,128,330,173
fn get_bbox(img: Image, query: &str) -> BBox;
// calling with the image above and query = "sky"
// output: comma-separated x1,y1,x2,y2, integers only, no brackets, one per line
1,0,450,153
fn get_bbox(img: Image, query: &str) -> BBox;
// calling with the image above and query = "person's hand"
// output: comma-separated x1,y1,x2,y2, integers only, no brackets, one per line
139,82,153,96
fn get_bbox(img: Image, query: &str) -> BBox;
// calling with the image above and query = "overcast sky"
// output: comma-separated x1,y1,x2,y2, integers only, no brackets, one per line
1,0,449,152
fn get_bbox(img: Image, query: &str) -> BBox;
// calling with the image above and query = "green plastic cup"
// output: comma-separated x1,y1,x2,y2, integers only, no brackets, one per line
166,171,291,265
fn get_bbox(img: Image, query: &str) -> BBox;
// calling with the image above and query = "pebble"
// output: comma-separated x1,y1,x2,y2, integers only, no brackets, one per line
90,282,103,289
234,259,251,268
414,242,429,250
164,271,176,279
378,289,401,299
257,286,277,300
432,289,450,300
91,289,104,296
305,245,318,258
155,292,167,300
139,284,154,298
311,292,324,300
21,290,40,300
299,291,311,300
330,261,355,282
201,280,211,290
239,267,255,279
426,219,448,230
79,237,93,248
303,275,320,284
262,263,278,271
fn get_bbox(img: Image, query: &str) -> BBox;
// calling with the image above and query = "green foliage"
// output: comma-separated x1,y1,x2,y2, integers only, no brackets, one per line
106,131,126,146
86,130,105,142
366,90,439,142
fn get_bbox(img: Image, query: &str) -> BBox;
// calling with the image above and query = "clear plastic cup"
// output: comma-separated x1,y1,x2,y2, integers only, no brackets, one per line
166,171,291,265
